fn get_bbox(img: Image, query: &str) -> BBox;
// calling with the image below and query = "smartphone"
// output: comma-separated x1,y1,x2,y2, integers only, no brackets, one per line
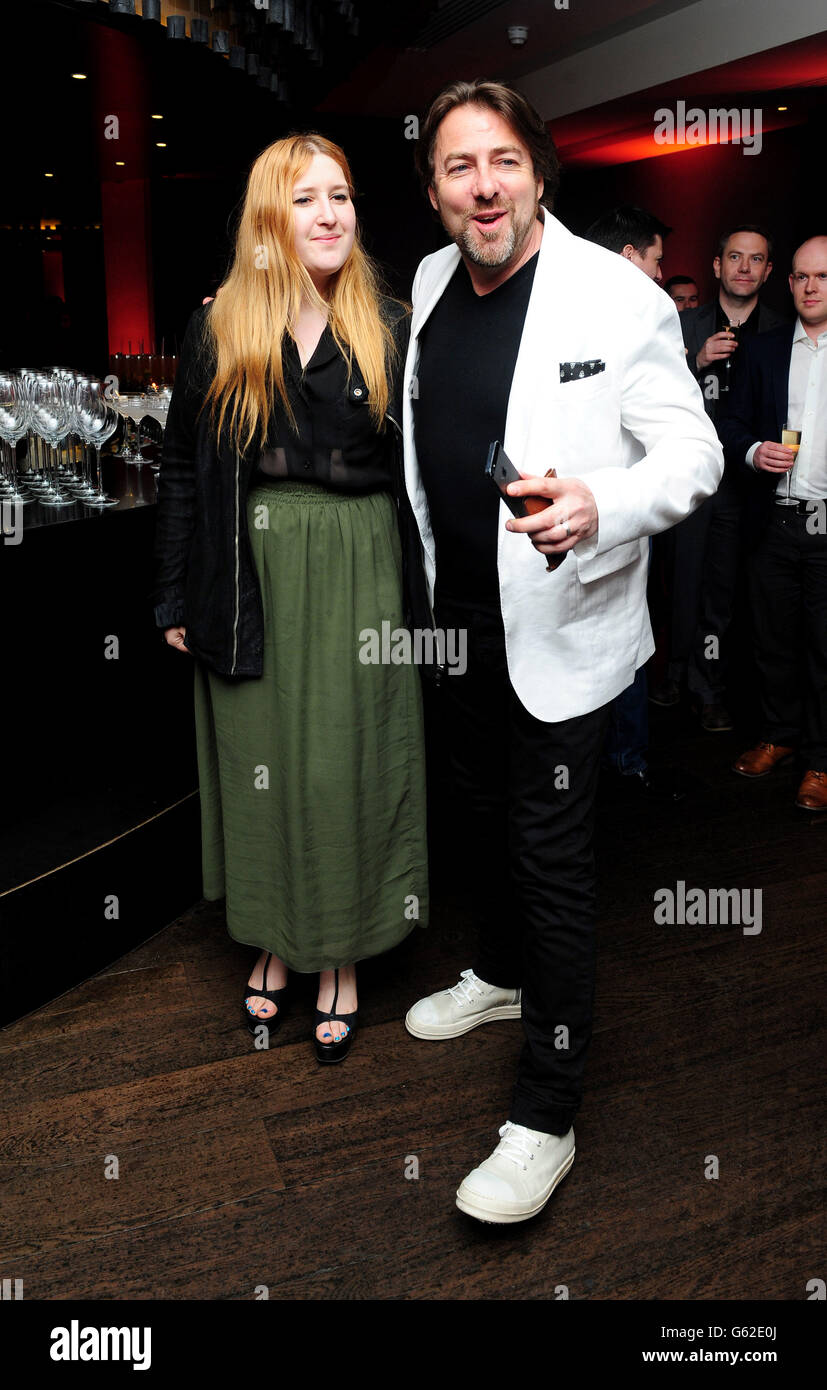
485,441,565,571
486,441,545,517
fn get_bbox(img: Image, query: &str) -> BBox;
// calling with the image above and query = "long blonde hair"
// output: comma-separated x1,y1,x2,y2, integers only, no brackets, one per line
202,134,395,453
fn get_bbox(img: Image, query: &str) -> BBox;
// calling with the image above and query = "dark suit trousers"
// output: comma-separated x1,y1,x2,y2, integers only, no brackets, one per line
668,481,742,702
436,596,610,1136
750,508,827,770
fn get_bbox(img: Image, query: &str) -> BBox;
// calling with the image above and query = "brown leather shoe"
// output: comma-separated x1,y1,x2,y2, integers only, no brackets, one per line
732,742,794,777
796,770,827,810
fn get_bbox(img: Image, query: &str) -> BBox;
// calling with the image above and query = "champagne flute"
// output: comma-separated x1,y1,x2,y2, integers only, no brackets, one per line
777,423,802,507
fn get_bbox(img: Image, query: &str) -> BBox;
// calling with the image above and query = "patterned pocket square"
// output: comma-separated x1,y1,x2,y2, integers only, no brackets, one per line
560,359,606,383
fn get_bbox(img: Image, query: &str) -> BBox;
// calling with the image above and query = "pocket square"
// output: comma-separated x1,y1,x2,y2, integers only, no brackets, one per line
560,359,606,383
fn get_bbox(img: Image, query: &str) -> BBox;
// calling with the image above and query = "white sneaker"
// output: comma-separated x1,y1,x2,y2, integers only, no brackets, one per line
455,1121,575,1224
405,968,521,1039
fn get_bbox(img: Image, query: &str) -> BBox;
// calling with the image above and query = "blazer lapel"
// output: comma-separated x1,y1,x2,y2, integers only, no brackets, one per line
503,207,571,466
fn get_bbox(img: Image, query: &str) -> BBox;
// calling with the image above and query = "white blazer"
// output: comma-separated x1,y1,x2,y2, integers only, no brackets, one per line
402,205,724,722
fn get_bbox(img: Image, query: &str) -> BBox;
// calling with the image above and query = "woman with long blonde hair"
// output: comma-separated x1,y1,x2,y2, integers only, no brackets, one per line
152,134,428,1062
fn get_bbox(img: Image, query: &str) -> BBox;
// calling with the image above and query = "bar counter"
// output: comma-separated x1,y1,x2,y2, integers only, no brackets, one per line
1,452,202,1027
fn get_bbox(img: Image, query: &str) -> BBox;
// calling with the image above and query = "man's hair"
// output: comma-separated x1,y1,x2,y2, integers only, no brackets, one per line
664,274,698,293
585,205,672,255
715,224,774,262
414,79,560,208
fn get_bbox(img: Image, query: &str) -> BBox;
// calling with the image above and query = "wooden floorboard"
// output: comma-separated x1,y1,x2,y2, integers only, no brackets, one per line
0,714,824,1300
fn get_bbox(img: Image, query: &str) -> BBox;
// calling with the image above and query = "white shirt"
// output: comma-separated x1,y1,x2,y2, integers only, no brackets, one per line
746,317,827,498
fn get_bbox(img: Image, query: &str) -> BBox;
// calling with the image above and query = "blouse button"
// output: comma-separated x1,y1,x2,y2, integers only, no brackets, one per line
304,461,311,470
353,387,363,397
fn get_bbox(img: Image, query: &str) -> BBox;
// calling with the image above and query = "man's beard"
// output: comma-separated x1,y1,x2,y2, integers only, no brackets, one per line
453,201,536,268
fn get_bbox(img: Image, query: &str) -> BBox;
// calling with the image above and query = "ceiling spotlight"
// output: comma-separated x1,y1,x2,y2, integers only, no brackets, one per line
778,105,788,111
44,172,54,178
507,25,528,46
115,161,125,166
151,113,163,120
71,72,87,79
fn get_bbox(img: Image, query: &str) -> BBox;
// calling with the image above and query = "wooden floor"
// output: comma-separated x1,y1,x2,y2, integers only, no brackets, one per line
1,702,824,1301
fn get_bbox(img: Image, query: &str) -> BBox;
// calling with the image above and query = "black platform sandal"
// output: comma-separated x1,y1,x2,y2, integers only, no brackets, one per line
313,968,357,1064
243,951,288,1036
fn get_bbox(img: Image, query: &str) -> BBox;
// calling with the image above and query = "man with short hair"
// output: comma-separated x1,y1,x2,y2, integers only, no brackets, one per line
718,237,827,810
585,204,671,282
664,275,700,311
654,226,788,726
401,80,722,1224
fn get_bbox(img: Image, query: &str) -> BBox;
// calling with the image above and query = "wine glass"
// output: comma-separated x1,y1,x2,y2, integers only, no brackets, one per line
0,372,34,506
76,381,119,506
65,377,100,500
777,423,802,507
50,368,86,486
28,374,74,505
16,369,51,492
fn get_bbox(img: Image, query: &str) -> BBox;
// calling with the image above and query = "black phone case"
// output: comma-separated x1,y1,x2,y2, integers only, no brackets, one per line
485,441,529,518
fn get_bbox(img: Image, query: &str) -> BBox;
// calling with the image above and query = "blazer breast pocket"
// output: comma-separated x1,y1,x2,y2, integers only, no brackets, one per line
556,360,609,400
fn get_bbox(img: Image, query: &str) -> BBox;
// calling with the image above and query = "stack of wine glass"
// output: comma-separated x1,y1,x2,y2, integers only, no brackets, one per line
0,368,122,509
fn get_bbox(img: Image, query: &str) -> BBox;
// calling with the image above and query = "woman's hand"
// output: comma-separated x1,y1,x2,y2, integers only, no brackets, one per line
164,625,190,653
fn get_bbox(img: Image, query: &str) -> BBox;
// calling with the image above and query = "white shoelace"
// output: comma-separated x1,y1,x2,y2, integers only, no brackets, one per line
447,968,485,1006
495,1121,542,1170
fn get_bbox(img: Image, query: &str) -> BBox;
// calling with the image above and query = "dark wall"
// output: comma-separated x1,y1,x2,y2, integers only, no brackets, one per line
150,114,443,353
556,116,826,317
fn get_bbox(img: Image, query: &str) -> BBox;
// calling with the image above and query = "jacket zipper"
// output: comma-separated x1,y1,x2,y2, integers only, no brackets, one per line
231,447,240,674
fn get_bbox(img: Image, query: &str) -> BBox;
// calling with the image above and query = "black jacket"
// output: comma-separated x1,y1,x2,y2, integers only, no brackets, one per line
151,298,428,678
680,298,788,423
716,321,798,545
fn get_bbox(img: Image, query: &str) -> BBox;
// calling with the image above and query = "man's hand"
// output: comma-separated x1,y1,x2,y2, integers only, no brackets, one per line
753,442,796,474
696,330,738,370
165,625,191,653
505,473,598,557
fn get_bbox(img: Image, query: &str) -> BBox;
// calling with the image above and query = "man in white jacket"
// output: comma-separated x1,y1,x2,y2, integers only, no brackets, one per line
403,80,723,1225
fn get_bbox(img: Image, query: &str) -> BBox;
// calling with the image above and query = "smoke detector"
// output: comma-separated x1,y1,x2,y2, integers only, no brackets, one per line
507,25,528,46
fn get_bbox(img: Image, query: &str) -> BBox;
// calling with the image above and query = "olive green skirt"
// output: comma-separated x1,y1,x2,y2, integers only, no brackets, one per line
192,479,428,972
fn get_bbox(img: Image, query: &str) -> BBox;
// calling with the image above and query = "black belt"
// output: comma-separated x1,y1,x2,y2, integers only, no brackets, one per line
774,498,826,515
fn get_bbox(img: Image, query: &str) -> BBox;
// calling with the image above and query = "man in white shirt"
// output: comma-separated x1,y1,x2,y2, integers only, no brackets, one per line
718,236,827,809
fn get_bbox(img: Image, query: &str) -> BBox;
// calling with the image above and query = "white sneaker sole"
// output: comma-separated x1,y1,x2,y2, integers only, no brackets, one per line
455,1148,575,1224
404,1001,521,1040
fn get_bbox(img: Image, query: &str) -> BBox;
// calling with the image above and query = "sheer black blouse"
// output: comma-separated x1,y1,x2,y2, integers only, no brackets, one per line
251,324,394,491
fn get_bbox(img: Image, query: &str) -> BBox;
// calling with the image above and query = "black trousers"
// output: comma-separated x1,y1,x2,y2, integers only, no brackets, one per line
749,507,827,770
436,596,610,1136
668,483,743,703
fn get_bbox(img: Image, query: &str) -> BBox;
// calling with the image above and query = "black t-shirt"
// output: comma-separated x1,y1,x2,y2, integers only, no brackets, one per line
251,324,393,491
414,248,539,607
